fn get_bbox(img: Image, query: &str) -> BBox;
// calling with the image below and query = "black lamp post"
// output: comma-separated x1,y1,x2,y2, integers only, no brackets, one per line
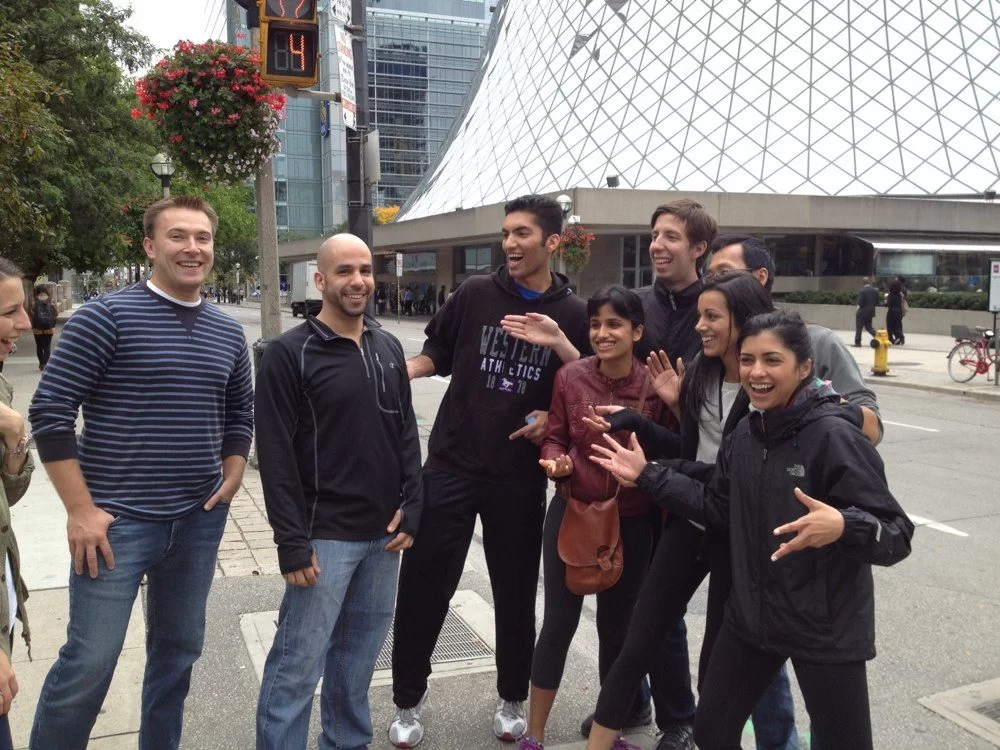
150,152,175,199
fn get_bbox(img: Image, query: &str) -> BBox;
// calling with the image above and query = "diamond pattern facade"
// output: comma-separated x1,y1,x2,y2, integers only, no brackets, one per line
398,0,1000,221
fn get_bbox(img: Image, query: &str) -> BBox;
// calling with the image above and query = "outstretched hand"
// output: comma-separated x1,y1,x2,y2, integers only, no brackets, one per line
771,488,845,561
539,455,574,479
646,351,684,410
588,432,646,488
500,313,564,348
581,404,625,433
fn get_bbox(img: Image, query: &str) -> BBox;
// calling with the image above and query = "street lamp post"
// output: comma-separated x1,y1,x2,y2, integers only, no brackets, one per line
148,152,176,283
150,152,175,200
235,262,241,304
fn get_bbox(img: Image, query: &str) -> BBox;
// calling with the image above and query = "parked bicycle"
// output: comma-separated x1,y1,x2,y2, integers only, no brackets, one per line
947,325,999,383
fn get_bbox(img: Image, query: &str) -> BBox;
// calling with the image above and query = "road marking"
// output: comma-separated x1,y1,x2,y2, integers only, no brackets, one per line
883,420,940,433
908,513,969,537
432,375,451,384
407,337,426,343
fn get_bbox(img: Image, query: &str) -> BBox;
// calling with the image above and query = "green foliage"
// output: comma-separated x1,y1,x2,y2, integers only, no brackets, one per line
782,290,988,311
0,0,159,278
0,42,66,253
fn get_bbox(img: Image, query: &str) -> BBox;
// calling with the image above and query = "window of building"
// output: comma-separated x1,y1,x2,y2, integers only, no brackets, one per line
763,234,816,276
275,180,287,202
463,246,492,274
621,235,652,288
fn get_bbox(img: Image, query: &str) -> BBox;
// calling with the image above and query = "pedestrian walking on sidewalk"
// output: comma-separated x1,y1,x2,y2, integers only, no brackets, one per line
0,258,37,750
854,277,879,347
387,195,589,748
254,235,422,750
28,286,58,370
27,196,254,750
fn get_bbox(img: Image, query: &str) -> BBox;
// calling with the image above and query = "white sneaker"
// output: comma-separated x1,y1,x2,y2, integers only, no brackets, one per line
494,698,527,742
388,689,429,748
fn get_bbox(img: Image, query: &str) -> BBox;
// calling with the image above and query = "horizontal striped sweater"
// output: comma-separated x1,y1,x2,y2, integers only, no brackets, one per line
28,282,254,519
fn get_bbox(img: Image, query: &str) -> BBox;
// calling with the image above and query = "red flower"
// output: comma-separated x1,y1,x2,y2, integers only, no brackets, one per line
131,108,143,119
170,134,184,144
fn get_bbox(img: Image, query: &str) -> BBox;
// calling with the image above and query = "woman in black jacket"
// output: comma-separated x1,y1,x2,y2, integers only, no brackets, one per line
592,310,914,750
581,272,793,750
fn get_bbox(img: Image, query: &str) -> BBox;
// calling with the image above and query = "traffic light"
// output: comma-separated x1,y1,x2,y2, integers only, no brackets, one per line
261,0,319,88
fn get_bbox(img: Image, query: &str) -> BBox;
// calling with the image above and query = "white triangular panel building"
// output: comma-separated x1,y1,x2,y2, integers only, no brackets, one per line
398,0,1000,221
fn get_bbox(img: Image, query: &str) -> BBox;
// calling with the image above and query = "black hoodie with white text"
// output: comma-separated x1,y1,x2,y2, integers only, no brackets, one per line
421,266,589,488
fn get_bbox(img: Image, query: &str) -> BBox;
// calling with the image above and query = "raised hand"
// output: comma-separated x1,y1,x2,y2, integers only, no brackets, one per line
539,454,574,478
501,313,564,348
646,351,684,410
771,488,846,561
581,404,625,433
588,432,646,488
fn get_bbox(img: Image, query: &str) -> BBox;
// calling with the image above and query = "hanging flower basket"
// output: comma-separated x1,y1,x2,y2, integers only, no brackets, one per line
133,41,286,184
558,224,595,272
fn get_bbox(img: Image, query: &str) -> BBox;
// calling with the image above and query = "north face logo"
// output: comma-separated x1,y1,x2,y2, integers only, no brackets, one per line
786,464,805,478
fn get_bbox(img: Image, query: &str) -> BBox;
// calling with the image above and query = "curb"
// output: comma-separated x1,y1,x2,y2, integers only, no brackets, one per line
863,375,1000,401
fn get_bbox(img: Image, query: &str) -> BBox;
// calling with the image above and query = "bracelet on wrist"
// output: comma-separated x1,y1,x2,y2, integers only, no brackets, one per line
11,433,31,457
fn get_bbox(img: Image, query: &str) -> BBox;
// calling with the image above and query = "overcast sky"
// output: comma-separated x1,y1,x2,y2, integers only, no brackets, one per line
113,0,224,62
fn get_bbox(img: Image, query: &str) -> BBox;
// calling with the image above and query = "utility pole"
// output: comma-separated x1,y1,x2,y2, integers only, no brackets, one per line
239,0,283,342
346,0,372,248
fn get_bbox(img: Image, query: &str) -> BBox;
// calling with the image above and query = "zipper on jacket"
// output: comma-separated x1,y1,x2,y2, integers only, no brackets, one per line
375,350,387,393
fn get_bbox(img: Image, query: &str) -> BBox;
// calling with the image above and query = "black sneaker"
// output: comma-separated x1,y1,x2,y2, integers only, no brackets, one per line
654,723,694,750
579,703,653,737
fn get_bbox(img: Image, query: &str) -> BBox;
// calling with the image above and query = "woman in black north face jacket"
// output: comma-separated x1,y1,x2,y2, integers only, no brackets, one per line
592,310,913,750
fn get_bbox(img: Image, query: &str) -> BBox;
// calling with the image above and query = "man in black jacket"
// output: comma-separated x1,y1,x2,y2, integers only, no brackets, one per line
254,234,422,750
855,277,880,347
630,200,716,750
388,195,590,747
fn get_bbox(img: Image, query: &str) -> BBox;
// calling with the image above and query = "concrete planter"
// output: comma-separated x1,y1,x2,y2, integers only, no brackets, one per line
778,302,996,336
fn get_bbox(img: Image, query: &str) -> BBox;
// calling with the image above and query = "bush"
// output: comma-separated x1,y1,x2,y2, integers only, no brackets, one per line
780,290,988,311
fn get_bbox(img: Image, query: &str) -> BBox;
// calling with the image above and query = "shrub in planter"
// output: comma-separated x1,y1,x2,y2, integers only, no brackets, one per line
557,225,595,272
781,289,988,311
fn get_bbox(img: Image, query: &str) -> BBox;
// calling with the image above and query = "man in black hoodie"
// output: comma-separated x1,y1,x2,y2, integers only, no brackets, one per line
255,235,422,749
388,195,590,747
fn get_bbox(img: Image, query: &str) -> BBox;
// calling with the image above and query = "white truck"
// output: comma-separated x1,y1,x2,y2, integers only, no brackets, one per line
290,260,322,317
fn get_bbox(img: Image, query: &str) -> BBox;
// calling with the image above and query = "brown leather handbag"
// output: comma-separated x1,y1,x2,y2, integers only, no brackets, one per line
557,483,623,595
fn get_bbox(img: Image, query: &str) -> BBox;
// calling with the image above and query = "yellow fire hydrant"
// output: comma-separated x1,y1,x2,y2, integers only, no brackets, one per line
870,329,891,376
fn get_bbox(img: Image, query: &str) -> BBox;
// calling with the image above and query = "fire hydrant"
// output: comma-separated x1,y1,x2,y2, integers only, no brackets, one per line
870,329,891,376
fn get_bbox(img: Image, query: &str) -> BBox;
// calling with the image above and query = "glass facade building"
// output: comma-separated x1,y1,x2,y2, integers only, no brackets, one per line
225,0,488,238
368,5,487,206
400,0,1000,221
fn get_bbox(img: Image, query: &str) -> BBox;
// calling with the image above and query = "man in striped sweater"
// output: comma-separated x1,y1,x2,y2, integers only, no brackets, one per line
27,196,255,750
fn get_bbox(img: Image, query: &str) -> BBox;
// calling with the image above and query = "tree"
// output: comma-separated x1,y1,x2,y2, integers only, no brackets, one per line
0,42,67,254
0,0,159,279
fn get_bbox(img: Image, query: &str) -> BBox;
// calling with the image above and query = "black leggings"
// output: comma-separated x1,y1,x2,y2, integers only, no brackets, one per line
594,515,710,727
694,624,872,750
35,333,53,368
531,495,653,711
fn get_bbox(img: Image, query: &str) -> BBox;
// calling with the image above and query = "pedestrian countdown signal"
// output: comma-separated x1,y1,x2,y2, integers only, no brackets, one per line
261,0,319,87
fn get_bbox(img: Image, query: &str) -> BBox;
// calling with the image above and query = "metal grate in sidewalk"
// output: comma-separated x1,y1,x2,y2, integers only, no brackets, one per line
374,606,494,672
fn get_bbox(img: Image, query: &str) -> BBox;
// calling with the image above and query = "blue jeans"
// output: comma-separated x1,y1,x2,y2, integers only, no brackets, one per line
30,503,229,750
256,536,399,750
751,664,800,750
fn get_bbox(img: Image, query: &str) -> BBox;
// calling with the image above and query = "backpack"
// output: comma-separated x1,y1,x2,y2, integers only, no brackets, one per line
32,300,55,329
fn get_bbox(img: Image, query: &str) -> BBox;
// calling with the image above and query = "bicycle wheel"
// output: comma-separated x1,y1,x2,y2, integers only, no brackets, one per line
947,342,979,383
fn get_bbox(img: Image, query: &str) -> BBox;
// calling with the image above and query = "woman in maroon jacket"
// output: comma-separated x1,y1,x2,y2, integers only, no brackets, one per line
519,286,668,750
